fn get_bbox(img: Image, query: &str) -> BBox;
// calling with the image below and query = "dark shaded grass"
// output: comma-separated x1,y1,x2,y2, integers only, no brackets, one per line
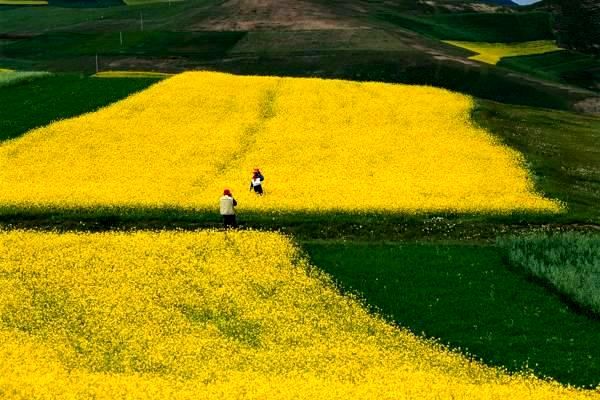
377,12,554,43
303,241,600,387
0,0,220,33
211,51,573,111
0,74,158,141
472,100,600,222
1,31,247,60
0,206,595,243
498,50,600,92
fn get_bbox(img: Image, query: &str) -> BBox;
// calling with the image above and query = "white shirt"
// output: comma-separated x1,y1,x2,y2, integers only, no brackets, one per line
220,196,235,215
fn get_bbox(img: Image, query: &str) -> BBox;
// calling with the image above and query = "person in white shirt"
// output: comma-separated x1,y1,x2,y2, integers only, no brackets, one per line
249,168,264,195
220,189,237,228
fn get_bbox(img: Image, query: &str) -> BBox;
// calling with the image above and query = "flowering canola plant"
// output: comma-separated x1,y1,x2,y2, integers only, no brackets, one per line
0,71,560,214
92,70,173,79
0,230,597,399
444,40,562,65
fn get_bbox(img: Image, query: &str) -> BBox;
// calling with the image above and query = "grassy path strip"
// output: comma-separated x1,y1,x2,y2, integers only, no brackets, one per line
304,241,600,387
0,208,598,242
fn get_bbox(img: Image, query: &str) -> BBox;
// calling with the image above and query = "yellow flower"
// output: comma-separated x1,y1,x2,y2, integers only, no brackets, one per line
0,230,596,399
0,72,560,214
444,40,562,65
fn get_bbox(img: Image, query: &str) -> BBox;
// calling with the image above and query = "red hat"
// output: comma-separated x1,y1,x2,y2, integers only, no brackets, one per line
253,168,260,172
223,189,232,196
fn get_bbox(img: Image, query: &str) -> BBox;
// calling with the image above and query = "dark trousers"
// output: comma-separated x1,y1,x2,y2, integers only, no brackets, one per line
252,185,264,195
223,214,237,228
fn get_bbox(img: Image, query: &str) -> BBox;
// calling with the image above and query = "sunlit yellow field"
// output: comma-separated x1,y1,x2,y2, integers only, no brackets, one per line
0,71,560,214
93,70,173,78
0,230,596,399
0,0,47,4
444,40,562,65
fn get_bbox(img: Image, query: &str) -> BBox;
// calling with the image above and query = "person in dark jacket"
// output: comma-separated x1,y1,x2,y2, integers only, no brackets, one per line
249,168,265,195
220,189,238,228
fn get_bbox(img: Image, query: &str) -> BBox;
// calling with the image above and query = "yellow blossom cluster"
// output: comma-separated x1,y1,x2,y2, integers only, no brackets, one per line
92,71,173,79
0,71,560,214
444,40,562,65
0,230,597,399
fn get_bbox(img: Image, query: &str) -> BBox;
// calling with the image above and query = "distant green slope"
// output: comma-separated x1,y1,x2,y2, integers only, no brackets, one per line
378,12,554,42
1,31,246,59
499,50,600,91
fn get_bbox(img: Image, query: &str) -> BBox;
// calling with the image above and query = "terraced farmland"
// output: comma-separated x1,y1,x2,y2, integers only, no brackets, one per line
1,0,599,398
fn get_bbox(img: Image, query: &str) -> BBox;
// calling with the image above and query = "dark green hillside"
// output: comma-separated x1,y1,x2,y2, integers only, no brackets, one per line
377,12,554,42
499,50,600,91
2,31,246,59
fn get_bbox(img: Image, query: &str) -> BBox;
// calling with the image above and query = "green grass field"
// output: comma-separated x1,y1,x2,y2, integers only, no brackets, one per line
0,74,157,141
304,241,600,388
377,12,554,43
1,31,247,61
472,101,600,221
498,50,600,91
0,70,50,87
0,3,599,392
499,233,600,316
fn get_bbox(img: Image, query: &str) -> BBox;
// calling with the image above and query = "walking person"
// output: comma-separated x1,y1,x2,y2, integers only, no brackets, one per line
220,189,237,228
249,168,265,195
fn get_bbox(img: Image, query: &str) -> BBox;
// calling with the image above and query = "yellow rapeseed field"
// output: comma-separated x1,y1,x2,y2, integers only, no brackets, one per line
0,71,560,214
444,40,562,65
0,230,597,399
92,70,173,79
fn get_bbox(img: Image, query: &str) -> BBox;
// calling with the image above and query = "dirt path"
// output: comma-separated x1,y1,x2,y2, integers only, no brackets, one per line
191,0,366,30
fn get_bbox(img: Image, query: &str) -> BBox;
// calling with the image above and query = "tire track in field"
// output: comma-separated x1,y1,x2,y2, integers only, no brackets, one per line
213,78,281,176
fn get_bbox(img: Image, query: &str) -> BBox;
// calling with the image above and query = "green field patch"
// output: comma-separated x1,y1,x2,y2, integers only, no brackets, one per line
0,70,51,88
472,100,600,221
1,31,247,60
377,12,554,43
122,0,182,4
0,74,157,142
498,50,600,91
499,233,600,316
304,241,600,387
0,0,47,4
93,70,172,78
444,40,562,65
